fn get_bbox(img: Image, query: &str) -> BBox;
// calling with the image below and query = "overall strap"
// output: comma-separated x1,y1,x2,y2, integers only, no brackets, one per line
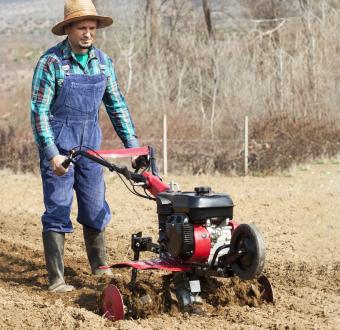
49,46,70,75
95,48,106,74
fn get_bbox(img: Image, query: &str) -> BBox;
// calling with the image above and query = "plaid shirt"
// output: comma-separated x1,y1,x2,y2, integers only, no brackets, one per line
31,39,138,160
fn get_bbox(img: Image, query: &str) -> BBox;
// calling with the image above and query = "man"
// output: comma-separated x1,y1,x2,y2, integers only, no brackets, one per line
31,0,139,293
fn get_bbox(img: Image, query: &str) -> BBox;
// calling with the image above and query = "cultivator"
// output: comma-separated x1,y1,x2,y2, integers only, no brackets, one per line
62,146,274,321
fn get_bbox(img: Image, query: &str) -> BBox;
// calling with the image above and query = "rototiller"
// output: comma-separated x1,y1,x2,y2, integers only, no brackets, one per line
63,146,273,321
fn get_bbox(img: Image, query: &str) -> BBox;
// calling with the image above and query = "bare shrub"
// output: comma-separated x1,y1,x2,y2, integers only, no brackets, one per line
0,126,38,173
248,114,340,173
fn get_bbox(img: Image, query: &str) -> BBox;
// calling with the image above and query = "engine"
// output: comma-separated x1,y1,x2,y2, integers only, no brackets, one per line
165,214,194,259
157,186,234,264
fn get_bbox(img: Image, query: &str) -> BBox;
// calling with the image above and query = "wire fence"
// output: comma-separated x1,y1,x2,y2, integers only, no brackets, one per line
4,114,340,176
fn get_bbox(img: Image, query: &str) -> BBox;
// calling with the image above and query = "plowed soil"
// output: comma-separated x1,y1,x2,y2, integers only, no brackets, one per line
0,163,339,329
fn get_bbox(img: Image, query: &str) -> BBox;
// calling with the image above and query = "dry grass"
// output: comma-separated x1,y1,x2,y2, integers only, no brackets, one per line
0,127,37,173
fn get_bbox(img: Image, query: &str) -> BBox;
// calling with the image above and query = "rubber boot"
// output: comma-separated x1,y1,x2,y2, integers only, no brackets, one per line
83,225,113,276
42,231,75,293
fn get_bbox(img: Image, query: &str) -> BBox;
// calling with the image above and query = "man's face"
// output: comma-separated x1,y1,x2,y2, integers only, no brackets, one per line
65,19,97,53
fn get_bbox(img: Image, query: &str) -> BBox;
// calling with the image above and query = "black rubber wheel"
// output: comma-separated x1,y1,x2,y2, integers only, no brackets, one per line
230,224,265,280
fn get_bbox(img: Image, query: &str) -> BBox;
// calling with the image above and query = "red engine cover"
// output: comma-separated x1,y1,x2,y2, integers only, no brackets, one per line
188,225,211,263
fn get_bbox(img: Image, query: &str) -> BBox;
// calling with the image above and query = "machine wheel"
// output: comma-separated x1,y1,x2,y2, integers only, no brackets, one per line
102,284,125,321
230,224,265,280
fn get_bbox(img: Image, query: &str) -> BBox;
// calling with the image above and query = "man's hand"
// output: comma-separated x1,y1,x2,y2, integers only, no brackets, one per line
50,155,69,176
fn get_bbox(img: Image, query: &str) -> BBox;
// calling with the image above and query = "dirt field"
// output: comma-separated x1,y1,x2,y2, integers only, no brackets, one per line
0,162,339,329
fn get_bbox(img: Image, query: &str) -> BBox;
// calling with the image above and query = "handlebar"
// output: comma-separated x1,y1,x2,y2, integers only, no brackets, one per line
61,158,73,169
62,149,147,184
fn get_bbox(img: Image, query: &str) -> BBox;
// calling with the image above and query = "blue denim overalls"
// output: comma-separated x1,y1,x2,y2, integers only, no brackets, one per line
40,48,111,233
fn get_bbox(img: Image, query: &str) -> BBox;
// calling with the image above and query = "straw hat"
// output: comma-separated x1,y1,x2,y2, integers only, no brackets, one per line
52,0,113,36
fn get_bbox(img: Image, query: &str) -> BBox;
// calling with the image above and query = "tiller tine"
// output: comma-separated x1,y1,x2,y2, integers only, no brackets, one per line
258,275,275,304
102,284,125,321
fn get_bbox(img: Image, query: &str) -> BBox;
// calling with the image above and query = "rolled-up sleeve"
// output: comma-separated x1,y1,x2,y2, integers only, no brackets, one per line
31,56,59,160
102,58,139,148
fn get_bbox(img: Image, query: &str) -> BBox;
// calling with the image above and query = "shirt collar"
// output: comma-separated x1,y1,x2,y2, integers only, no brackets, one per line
59,38,97,61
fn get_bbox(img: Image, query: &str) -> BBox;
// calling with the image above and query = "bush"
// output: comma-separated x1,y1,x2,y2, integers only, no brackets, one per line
0,126,38,173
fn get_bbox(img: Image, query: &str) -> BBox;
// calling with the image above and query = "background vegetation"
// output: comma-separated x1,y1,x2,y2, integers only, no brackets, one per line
0,0,339,174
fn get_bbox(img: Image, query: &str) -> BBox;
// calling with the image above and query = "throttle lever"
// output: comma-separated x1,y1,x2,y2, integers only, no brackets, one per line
61,149,76,169
61,158,73,169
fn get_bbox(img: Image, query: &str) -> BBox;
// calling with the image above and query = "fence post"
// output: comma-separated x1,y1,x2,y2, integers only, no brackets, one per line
244,116,249,176
163,113,168,176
